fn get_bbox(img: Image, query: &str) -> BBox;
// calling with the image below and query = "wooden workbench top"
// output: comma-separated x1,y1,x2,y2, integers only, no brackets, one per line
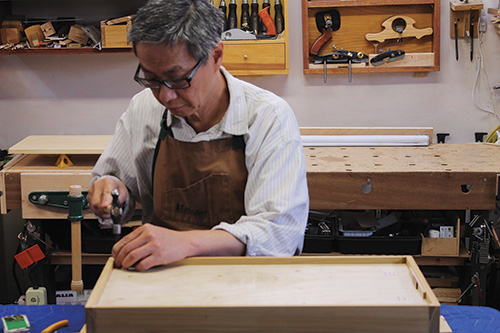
305,143,500,174
8,135,113,154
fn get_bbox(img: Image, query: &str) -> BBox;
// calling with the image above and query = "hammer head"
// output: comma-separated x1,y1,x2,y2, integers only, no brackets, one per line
315,10,341,33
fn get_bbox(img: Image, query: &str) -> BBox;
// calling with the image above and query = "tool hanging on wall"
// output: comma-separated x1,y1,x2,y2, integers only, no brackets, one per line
365,15,433,44
450,1,483,61
313,46,368,83
309,10,340,56
370,49,406,67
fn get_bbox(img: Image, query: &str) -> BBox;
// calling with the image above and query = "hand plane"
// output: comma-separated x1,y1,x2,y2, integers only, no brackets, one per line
309,10,340,56
370,50,405,66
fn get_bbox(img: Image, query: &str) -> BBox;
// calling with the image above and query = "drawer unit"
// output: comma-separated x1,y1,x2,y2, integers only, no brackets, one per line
223,42,286,72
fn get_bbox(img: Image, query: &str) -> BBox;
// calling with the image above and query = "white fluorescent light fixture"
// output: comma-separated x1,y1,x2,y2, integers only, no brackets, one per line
301,135,430,147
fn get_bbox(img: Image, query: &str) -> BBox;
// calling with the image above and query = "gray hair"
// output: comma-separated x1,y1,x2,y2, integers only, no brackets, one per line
128,0,225,62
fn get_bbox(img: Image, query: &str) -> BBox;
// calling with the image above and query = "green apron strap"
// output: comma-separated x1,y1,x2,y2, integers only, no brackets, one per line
232,135,245,153
152,109,172,193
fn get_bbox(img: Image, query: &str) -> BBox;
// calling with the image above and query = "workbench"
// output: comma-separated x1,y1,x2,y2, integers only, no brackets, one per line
2,134,500,267
3,134,500,214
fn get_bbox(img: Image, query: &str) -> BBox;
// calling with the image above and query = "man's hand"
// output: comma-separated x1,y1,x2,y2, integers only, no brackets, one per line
112,224,246,271
87,177,128,219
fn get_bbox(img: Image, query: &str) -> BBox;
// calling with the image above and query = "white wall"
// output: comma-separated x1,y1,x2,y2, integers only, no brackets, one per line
1,0,500,147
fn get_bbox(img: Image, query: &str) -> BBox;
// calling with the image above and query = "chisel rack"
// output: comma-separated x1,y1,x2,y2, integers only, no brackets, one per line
302,0,441,77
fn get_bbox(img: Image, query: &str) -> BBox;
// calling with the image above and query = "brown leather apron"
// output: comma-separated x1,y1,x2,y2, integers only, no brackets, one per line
152,112,248,231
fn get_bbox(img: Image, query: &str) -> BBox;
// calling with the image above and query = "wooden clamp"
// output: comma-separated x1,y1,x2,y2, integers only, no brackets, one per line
68,185,84,293
365,15,433,43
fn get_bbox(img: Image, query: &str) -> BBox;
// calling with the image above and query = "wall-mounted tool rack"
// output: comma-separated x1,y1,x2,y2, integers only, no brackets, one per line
450,1,483,39
302,0,441,77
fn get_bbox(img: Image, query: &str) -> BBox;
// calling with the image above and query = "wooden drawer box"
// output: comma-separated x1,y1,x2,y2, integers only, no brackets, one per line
222,42,286,71
421,216,461,257
86,256,440,332
100,20,131,48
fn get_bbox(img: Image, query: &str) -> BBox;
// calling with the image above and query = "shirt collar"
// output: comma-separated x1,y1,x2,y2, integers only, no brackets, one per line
166,66,249,136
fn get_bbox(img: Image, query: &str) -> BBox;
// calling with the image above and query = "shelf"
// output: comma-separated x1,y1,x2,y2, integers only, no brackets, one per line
0,0,289,76
307,0,438,7
302,0,440,76
0,47,132,54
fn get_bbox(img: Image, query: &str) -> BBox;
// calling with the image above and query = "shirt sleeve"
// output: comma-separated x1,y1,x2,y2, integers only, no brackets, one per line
213,100,309,256
91,101,139,223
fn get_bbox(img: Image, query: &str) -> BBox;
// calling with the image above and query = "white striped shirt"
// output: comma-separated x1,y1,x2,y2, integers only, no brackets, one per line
92,67,309,256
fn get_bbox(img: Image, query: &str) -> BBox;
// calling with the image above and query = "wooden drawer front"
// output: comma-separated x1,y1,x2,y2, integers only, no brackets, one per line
21,173,94,219
223,43,285,70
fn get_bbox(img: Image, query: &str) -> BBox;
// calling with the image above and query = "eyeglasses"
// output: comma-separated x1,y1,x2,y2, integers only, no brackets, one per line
134,58,203,90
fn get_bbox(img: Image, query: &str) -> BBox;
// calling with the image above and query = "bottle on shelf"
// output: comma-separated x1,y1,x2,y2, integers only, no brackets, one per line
209,0,215,5
250,0,260,35
274,0,284,34
241,0,250,30
219,0,228,31
261,0,271,35
227,0,238,30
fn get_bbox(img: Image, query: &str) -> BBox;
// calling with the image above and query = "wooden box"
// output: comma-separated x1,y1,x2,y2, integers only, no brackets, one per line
86,256,440,332
100,20,131,48
421,217,461,257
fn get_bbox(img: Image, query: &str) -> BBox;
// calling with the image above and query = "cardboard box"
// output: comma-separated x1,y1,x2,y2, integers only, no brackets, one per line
40,21,56,37
68,24,89,45
0,27,21,44
100,19,131,48
24,25,45,46
86,256,440,332
421,217,461,257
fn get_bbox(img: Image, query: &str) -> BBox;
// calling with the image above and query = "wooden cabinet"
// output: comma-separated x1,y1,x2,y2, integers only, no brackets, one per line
219,0,289,76
302,0,440,76
0,0,289,76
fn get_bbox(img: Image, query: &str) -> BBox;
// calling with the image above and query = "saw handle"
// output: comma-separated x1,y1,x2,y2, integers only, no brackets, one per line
258,7,276,35
309,28,332,56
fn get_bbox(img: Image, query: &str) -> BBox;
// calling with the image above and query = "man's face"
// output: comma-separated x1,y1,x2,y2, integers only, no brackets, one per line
135,42,218,120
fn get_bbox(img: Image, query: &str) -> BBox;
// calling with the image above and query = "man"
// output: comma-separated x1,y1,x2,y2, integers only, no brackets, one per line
87,0,308,271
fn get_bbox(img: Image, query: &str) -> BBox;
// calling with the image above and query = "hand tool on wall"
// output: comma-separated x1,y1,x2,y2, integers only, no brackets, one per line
274,0,285,35
455,21,459,60
370,49,405,66
260,0,271,34
365,15,433,44
222,28,257,40
309,10,340,56
228,0,238,30
470,16,474,61
258,6,276,35
313,47,368,83
219,0,228,31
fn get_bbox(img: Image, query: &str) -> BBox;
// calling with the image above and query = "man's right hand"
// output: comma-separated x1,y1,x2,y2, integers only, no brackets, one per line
87,177,128,219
